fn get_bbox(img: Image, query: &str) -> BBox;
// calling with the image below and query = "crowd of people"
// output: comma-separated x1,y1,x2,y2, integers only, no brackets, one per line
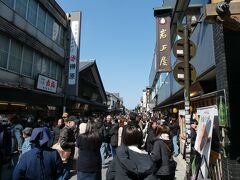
0,111,184,180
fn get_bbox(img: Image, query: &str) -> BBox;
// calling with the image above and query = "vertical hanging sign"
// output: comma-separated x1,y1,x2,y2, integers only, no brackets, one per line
156,16,171,72
68,21,80,85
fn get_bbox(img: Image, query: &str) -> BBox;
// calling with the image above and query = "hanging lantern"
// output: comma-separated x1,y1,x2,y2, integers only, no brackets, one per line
173,108,178,113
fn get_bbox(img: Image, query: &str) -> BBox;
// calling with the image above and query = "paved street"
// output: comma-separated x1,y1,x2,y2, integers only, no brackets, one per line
174,154,186,180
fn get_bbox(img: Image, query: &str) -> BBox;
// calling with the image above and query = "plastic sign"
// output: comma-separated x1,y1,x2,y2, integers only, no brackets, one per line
36,74,58,93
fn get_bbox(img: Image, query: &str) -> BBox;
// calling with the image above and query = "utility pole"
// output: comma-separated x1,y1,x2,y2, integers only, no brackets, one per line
173,24,197,180
184,25,191,180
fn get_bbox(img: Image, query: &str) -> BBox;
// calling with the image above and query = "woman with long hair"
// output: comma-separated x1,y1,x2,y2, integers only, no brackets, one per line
76,120,102,180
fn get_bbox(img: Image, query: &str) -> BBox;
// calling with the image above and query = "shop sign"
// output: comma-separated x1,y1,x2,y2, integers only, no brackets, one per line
68,20,80,85
156,16,171,72
36,74,57,93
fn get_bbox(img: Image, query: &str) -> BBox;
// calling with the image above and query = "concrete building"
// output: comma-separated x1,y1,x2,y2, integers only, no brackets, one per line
149,0,240,179
0,0,79,118
106,92,124,114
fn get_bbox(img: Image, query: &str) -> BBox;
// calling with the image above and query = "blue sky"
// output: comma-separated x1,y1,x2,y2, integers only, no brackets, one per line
57,0,163,109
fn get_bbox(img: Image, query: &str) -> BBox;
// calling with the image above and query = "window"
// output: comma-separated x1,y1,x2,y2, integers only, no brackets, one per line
46,14,54,38
9,40,22,73
37,5,46,33
22,47,33,76
2,0,14,8
52,21,60,42
59,26,64,47
33,53,42,78
57,65,62,86
27,0,38,26
15,0,28,18
0,34,9,68
50,61,57,79
41,57,50,76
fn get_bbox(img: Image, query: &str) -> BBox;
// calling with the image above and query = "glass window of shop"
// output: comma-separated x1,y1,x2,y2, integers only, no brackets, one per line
59,26,64,47
41,57,50,77
1,0,14,8
33,53,42,78
0,33,9,69
37,5,46,33
27,0,38,26
57,65,63,86
1,0,65,47
9,40,22,73
50,61,57,79
52,22,60,43
46,14,54,39
0,33,63,86
22,47,33,76
15,0,28,18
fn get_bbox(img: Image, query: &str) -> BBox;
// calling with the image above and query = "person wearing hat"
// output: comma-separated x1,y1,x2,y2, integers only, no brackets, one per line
21,127,33,155
58,115,78,180
13,127,63,180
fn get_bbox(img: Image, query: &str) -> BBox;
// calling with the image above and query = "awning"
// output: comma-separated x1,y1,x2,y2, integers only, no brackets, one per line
0,86,63,106
67,96,108,109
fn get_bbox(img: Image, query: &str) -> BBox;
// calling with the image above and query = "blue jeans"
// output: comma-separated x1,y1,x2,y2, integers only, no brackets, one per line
100,143,108,165
110,145,117,158
172,135,179,155
58,159,72,180
77,170,101,180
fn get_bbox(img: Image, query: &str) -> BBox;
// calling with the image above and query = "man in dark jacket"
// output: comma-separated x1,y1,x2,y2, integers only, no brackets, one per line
13,127,63,180
58,116,78,180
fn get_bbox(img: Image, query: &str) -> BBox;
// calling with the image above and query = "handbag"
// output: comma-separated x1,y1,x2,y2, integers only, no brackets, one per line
52,142,71,163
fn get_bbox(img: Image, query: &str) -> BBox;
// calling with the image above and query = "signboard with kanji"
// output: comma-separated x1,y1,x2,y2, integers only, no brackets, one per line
156,16,171,72
36,74,58,93
68,20,80,85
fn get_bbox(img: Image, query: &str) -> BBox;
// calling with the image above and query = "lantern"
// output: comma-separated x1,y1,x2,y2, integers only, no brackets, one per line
173,108,178,113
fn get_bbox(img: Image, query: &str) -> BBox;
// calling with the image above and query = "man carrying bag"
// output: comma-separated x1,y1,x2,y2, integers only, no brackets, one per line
57,115,78,180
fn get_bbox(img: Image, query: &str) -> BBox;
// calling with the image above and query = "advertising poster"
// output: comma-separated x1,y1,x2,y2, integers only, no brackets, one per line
193,106,217,179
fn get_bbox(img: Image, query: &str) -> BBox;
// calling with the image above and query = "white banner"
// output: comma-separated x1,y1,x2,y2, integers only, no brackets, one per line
36,74,57,93
68,21,79,85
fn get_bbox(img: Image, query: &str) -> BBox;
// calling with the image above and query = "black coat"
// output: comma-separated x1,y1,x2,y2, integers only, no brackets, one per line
107,145,156,180
150,138,174,176
145,128,156,153
169,123,180,137
59,126,76,155
76,134,102,172
109,123,119,147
